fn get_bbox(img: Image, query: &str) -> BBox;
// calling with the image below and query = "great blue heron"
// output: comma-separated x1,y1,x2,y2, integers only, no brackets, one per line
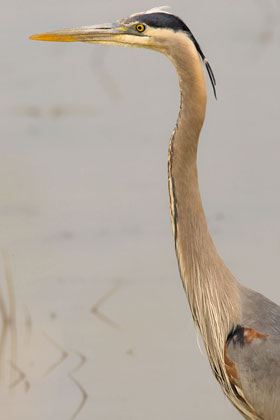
30,7,280,419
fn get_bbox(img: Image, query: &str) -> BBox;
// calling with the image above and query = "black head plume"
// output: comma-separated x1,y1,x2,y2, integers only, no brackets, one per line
187,30,217,99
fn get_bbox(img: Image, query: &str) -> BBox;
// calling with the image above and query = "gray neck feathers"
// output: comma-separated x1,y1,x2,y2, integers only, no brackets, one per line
166,34,241,391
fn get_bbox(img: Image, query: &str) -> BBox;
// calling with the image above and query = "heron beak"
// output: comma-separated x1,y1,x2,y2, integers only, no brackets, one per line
29,22,130,44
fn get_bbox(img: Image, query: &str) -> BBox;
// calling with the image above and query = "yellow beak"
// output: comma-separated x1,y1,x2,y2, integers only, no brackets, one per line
29,23,127,43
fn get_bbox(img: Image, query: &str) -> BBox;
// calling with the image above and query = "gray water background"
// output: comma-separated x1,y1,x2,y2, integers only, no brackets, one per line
0,0,280,419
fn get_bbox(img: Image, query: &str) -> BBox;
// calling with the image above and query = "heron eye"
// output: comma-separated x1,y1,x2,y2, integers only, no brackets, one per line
136,24,145,33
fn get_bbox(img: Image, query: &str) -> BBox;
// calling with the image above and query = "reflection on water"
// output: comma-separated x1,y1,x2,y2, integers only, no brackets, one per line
91,284,121,330
0,253,17,386
0,253,90,419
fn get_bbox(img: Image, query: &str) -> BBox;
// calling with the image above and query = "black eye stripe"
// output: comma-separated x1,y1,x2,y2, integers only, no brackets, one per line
126,13,190,33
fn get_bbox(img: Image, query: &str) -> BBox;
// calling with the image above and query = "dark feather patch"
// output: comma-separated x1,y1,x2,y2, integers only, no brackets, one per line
226,325,246,347
226,325,267,348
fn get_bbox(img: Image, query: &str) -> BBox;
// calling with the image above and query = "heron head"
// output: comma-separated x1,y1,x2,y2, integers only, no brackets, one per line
30,8,188,50
30,7,216,97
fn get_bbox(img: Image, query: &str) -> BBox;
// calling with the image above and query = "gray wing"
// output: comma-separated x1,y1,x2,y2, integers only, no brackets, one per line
225,287,280,420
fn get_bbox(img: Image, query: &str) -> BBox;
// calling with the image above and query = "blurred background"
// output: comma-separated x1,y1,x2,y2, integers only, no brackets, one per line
0,1,279,419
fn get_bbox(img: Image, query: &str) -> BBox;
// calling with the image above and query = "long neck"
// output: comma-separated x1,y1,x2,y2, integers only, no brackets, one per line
166,35,241,376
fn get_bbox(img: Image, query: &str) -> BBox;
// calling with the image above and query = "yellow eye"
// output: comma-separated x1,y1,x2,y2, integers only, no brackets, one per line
136,24,145,33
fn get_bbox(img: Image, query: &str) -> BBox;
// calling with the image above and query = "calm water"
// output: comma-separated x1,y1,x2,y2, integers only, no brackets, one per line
0,1,279,419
